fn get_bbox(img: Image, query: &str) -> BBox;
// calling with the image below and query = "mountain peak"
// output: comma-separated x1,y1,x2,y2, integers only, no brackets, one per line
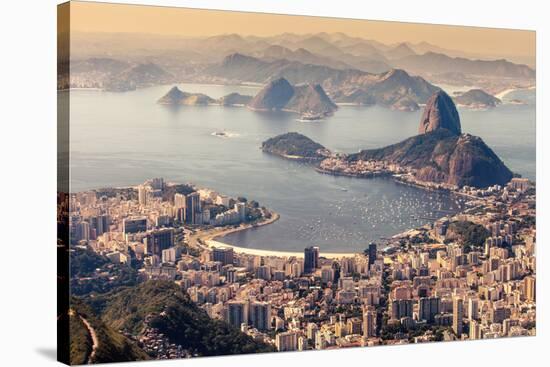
249,78,336,116
248,78,295,111
386,43,416,59
222,52,256,65
418,90,461,135
381,68,410,80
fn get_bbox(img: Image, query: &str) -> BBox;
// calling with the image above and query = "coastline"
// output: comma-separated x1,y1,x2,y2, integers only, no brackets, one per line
200,212,359,259
207,238,358,259
495,85,536,100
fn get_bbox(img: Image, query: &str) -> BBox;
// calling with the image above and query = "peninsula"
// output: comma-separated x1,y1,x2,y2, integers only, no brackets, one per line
265,90,514,189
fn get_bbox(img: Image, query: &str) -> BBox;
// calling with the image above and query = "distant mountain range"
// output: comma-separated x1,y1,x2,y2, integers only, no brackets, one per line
71,59,175,91
69,32,535,101
454,89,502,108
210,54,439,111
393,52,535,79
72,31,535,74
326,68,439,111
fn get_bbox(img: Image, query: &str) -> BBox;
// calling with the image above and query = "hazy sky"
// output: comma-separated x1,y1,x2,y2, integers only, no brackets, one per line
70,1,535,59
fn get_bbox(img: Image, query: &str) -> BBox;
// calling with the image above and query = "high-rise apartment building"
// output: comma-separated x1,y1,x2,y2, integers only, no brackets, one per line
367,242,377,269
249,301,271,331
122,216,147,234
227,300,248,329
145,228,174,256
212,247,234,266
275,331,298,352
453,297,464,336
418,296,440,323
304,246,319,274
363,309,376,337
524,275,536,302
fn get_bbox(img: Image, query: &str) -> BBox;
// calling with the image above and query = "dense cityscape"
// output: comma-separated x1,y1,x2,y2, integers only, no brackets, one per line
68,173,536,357
57,3,536,364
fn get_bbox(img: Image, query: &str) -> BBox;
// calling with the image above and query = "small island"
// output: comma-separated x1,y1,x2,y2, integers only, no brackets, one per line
261,132,330,161
248,77,338,117
158,86,253,107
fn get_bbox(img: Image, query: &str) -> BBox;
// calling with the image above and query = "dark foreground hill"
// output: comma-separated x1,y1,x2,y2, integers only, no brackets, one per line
70,298,150,365
96,281,275,357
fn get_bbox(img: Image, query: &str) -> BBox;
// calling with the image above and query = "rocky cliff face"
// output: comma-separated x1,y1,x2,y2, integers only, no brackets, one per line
286,84,337,115
248,77,337,115
350,129,513,188
248,77,295,111
419,90,462,135
350,90,512,187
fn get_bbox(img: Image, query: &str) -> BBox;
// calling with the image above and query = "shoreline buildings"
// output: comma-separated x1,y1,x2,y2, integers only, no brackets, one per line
70,177,536,356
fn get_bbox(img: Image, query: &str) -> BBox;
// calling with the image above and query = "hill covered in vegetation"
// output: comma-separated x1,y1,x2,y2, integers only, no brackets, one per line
262,132,328,161
96,281,275,357
349,129,513,188
70,298,150,364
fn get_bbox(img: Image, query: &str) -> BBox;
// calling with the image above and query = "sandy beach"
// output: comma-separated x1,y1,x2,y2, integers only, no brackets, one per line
495,85,536,100
206,238,359,259
193,211,360,259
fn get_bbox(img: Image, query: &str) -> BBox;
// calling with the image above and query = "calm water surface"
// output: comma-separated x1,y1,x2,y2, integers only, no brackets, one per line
68,84,535,252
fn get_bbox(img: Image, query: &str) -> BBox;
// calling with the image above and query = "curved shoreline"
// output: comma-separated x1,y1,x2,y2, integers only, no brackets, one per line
200,212,358,259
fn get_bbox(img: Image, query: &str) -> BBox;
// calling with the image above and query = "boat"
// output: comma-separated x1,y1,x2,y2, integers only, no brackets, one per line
211,131,228,138
297,111,325,121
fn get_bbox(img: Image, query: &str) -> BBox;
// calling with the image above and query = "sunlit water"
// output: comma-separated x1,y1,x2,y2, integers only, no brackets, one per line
66,84,535,252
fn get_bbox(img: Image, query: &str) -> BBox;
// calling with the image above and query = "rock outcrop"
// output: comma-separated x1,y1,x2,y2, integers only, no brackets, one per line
248,78,295,111
218,93,253,106
350,129,513,188
248,78,337,116
419,90,461,135
157,86,216,105
286,84,337,116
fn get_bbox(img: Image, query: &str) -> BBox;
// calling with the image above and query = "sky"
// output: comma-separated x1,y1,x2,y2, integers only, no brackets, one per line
69,1,535,60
